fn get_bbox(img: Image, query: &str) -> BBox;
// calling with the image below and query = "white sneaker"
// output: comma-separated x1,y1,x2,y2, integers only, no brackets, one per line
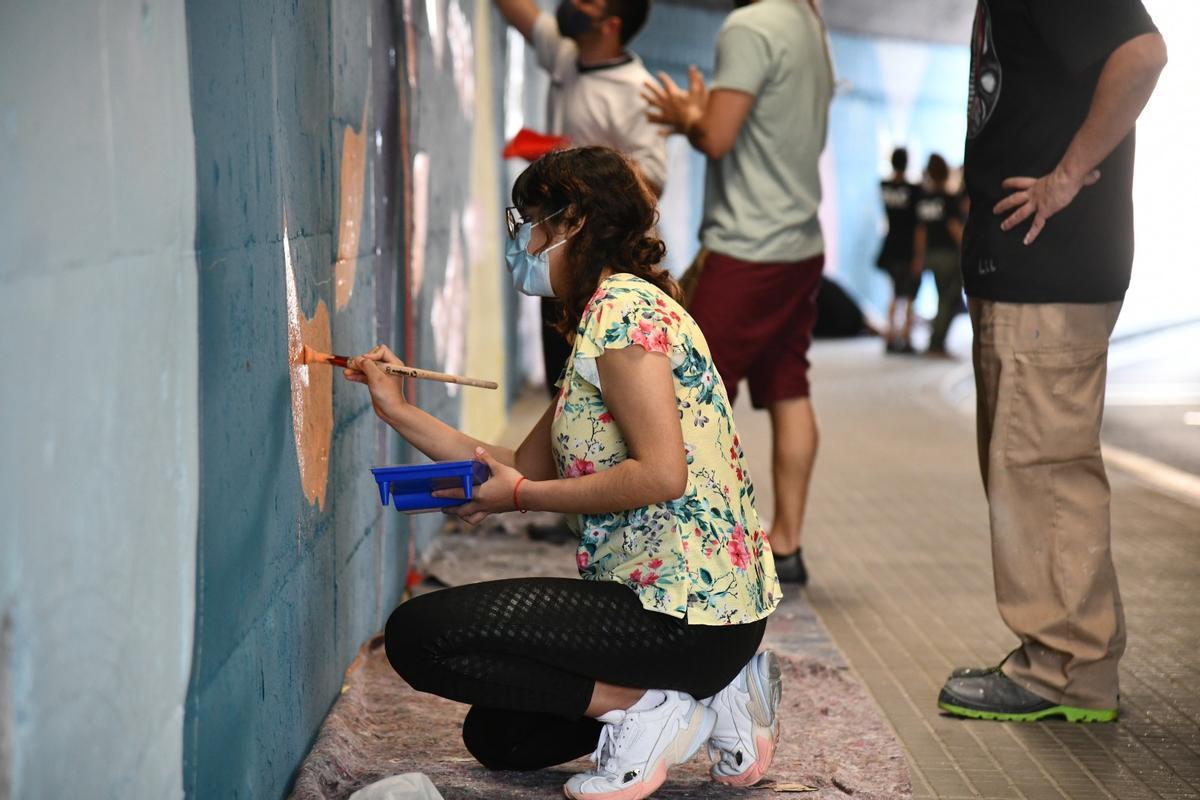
705,650,783,786
563,690,716,800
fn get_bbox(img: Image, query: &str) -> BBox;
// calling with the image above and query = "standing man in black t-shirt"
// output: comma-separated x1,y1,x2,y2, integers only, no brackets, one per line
911,154,965,356
876,147,920,353
938,0,1166,723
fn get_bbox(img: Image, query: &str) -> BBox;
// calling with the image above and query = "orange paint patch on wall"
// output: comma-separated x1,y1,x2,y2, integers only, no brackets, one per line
285,216,334,510
334,100,370,312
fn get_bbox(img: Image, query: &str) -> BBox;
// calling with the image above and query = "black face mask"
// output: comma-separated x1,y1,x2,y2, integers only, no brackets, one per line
556,0,597,40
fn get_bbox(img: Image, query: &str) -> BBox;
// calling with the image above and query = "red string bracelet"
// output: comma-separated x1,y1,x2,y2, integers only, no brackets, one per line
513,476,529,513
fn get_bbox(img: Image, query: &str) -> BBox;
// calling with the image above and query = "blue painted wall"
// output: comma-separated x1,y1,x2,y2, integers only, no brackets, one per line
640,5,972,317
0,1,1186,795
0,1,971,796
639,3,723,279
0,1,198,797
181,1,407,795
823,32,970,317
181,0,512,795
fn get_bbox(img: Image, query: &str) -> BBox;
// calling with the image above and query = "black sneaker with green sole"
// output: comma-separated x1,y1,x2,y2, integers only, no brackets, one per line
938,671,1117,723
949,665,996,679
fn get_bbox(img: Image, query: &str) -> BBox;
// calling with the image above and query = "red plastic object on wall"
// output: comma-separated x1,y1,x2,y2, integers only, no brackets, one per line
503,127,571,161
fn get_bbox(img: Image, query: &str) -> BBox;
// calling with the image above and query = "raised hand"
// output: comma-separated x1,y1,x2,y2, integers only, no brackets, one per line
643,66,708,136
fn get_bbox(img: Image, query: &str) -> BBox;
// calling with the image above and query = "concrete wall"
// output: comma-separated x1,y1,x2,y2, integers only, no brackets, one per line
0,1,199,798
823,32,971,317
659,0,977,43
181,1,400,795
181,0,511,796
0,0,513,794
647,0,1194,330
639,3,723,280
642,2,971,318
1121,0,1200,333
6,0,1104,797
822,0,974,44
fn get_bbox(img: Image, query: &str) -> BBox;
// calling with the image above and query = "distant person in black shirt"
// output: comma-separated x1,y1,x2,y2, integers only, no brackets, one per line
938,0,1166,724
911,154,965,357
875,147,920,354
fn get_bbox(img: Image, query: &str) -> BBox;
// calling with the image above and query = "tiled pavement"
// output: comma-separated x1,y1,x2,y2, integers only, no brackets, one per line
731,338,1200,800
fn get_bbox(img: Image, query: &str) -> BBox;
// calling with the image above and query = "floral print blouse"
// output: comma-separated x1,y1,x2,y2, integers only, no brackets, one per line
551,273,781,625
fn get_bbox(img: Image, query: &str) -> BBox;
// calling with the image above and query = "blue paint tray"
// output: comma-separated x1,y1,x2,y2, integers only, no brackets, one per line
370,460,491,513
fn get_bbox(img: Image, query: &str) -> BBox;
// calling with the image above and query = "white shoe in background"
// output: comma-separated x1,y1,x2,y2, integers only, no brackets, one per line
705,650,783,786
563,689,716,800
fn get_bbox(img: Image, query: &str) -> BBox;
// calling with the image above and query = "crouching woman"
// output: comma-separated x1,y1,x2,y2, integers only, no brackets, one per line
346,146,783,799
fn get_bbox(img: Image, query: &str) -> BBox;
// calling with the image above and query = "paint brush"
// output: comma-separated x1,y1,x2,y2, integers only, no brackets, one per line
298,345,499,390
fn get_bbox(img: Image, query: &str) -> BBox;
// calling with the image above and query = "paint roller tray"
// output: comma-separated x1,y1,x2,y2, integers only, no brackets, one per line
371,460,491,513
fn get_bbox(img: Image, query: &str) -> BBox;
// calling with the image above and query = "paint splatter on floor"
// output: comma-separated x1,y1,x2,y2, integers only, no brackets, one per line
289,638,911,799
289,525,912,799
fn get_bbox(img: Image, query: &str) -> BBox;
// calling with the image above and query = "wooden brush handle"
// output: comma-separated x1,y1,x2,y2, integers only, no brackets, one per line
311,347,498,390
380,363,499,390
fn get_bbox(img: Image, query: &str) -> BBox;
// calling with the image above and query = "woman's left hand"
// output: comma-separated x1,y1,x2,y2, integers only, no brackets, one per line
433,447,526,526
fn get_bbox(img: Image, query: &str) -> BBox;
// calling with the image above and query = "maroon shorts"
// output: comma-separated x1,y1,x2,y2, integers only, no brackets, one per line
688,250,824,408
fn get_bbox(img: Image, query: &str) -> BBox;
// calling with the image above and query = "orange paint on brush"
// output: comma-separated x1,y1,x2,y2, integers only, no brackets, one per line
285,215,334,510
299,345,350,368
334,99,370,312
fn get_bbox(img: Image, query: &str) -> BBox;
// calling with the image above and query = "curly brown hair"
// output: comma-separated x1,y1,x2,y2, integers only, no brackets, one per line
512,146,681,338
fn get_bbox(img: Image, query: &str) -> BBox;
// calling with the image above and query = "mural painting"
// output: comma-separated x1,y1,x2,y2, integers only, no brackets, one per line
183,0,512,795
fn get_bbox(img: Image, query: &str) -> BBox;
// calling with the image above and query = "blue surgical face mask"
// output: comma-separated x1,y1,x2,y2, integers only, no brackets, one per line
505,208,568,298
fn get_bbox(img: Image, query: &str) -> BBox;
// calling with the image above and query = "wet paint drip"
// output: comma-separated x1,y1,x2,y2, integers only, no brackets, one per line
410,151,430,298
427,0,445,67
402,0,417,89
447,0,475,120
284,215,334,509
335,99,370,312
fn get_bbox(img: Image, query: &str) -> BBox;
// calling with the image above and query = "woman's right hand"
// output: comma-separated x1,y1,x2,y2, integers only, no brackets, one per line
343,344,409,425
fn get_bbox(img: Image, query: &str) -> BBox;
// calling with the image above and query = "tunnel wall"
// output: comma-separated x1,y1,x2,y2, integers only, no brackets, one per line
0,1,1190,798
822,32,971,318
181,0,510,796
640,3,971,318
0,1,199,797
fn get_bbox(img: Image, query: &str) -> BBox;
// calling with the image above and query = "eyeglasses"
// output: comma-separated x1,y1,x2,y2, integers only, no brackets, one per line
505,206,525,240
505,206,566,240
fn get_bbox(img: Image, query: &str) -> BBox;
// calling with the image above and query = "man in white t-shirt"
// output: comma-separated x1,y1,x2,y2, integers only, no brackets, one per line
496,0,666,400
497,0,666,193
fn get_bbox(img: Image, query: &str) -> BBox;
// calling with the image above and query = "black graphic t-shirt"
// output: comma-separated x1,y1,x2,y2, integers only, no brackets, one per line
878,179,919,265
963,0,1157,303
916,190,963,253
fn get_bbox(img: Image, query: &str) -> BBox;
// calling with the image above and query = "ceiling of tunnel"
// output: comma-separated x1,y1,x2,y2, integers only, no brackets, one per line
658,0,976,46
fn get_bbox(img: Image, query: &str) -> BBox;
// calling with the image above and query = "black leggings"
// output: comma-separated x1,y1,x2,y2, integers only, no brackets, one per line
385,577,767,770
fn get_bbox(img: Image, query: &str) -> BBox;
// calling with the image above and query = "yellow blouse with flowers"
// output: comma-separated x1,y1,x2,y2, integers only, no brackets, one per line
551,273,781,625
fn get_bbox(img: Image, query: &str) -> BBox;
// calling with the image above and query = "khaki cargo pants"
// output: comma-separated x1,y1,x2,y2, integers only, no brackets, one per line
970,299,1125,710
